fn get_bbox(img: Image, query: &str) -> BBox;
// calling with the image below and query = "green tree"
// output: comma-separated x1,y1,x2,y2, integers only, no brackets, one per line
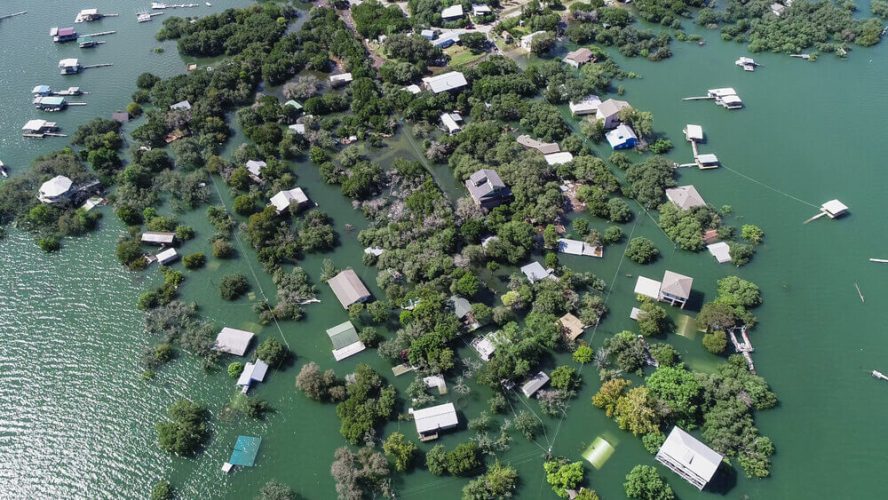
646,365,702,426
156,399,209,456
445,442,482,476
256,480,298,500
624,465,674,500
741,224,764,245
592,378,631,417
702,330,728,354
426,444,447,475
614,387,661,436
150,480,174,500
183,253,206,269
220,273,250,300
550,365,580,391
256,338,288,368
462,462,519,499
383,432,418,472
573,344,594,363
228,362,244,378
626,237,659,264
544,459,585,498
637,301,670,336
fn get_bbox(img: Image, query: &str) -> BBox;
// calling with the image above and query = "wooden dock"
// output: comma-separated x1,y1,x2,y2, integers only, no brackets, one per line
855,283,865,303
84,31,116,37
803,211,827,224
0,11,27,21
869,258,888,263
728,326,756,373
682,96,714,101
82,63,113,69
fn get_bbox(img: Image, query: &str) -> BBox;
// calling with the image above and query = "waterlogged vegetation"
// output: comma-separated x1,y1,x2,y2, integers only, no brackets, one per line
6,0,885,497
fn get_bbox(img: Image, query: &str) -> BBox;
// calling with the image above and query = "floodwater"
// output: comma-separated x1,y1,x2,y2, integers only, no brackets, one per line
1,1,888,498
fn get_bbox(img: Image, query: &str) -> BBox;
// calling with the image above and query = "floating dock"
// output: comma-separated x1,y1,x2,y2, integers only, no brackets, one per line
0,11,27,21
873,370,888,382
804,199,848,223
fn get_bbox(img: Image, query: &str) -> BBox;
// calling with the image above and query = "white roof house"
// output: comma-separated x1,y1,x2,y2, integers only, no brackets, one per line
596,98,631,129
521,371,549,397
170,100,191,111
569,95,601,116
245,160,266,178
516,135,560,155
236,360,269,392
666,185,707,211
422,71,468,93
544,152,574,166
269,188,309,213
707,242,732,263
141,231,176,245
557,238,603,258
634,271,693,308
605,124,638,150
656,426,724,490
472,4,492,15
471,332,499,361
519,31,547,50
326,321,366,361
440,112,462,134
327,269,372,308
412,402,459,440
770,2,786,16
37,175,73,204
214,327,256,356
330,73,354,86
563,47,596,68
520,261,554,283
660,271,693,308
155,248,179,265
402,84,422,94
441,4,464,19
288,123,306,134
423,375,448,394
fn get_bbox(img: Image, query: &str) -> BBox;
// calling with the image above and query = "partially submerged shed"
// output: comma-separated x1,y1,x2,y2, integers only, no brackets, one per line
214,327,256,356
327,269,372,309
326,321,366,361
521,371,549,397
412,402,459,441
656,426,723,490
141,231,175,245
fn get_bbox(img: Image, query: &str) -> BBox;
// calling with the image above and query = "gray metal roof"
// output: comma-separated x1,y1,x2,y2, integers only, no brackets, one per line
413,402,459,434
327,270,371,308
656,426,723,489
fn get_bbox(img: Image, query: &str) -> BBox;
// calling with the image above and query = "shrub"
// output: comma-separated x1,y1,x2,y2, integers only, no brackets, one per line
220,273,250,300
212,239,234,258
183,253,206,269
228,362,244,378
626,237,659,264
256,338,288,368
702,330,728,354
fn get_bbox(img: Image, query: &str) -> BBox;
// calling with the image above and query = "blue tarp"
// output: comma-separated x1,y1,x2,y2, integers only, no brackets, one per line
229,435,261,466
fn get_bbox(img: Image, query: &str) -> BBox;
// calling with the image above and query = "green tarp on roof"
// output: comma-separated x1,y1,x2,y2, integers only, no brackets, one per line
229,435,261,466
326,321,359,350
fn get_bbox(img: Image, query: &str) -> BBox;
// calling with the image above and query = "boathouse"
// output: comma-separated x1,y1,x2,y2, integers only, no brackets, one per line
32,85,52,97
141,231,175,245
223,435,262,473
329,73,353,87
422,71,467,94
75,9,103,22
412,402,459,441
544,152,574,166
466,169,510,209
269,187,310,213
665,185,707,211
684,124,703,142
326,321,366,361
516,135,560,155
441,4,465,20
51,27,78,43
569,95,601,116
327,269,372,309
521,371,550,397
58,59,81,75
605,124,638,150
656,426,723,490
155,248,179,265
635,271,694,308
34,96,67,111
596,98,631,129
22,119,59,137
559,312,585,341
37,175,73,204
563,47,596,68
821,199,848,218
214,327,256,356
236,360,269,393
696,153,720,169
520,261,554,283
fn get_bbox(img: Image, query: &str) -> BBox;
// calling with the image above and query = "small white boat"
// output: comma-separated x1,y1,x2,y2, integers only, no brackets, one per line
206,2,212,5
137,12,152,22
0,161,7,178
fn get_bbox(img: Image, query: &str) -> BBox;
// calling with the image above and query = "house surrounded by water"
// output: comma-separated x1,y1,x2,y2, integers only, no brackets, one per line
656,426,723,490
